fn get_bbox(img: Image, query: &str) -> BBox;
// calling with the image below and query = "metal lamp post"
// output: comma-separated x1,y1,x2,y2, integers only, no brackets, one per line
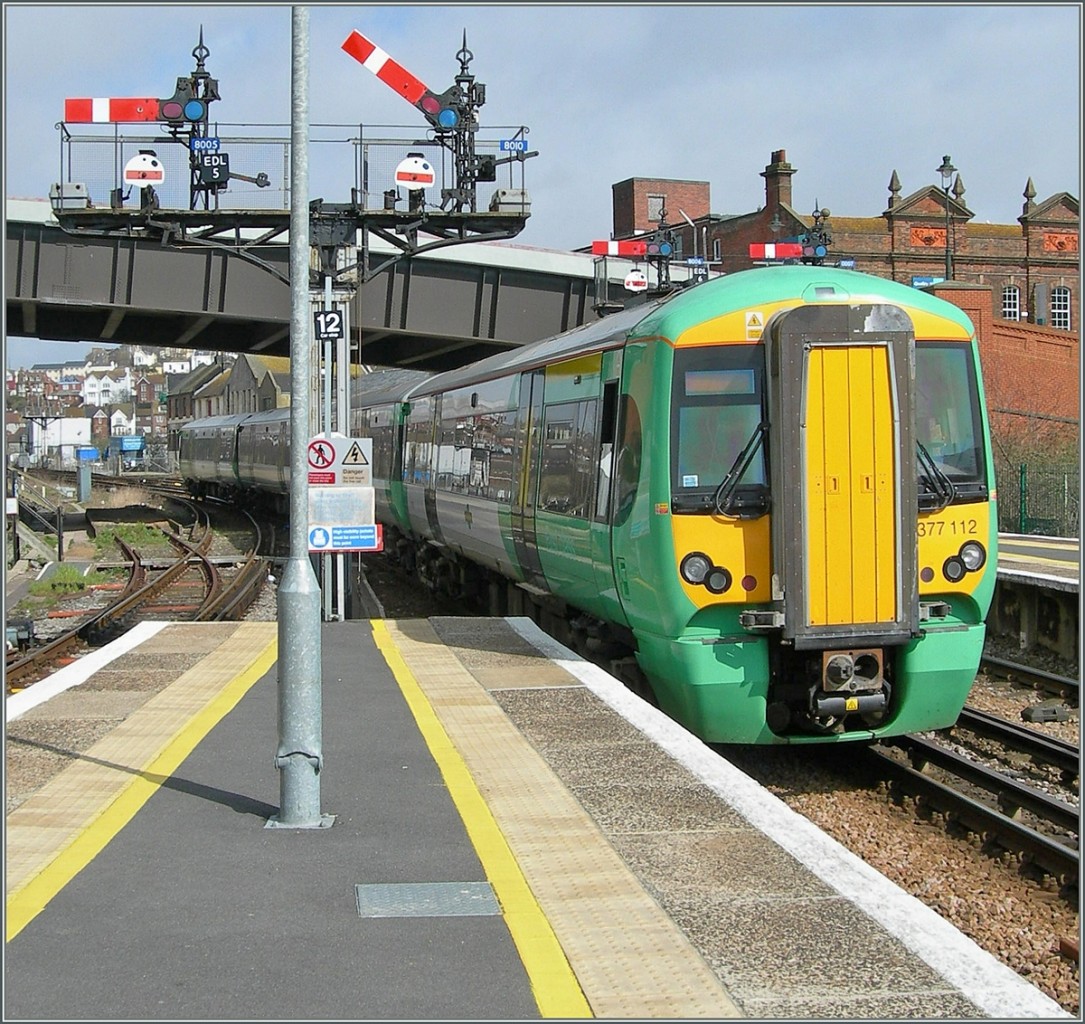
937,154,956,280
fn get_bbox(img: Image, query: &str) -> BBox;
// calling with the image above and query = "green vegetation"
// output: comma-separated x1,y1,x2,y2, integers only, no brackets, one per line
92,522,172,554
27,564,123,595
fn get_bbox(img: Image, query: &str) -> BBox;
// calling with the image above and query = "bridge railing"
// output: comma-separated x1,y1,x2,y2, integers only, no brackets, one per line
53,121,531,215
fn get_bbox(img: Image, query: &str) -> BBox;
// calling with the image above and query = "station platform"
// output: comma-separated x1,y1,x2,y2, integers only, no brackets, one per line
4,615,1070,1020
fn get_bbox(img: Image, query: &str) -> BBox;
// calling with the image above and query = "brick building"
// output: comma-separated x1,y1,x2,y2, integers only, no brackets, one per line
612,151,1079,333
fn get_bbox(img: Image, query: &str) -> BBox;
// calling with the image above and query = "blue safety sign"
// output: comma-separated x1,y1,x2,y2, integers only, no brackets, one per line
332,525,381,550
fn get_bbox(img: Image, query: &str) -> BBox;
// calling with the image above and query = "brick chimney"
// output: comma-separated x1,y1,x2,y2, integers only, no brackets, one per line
761,149,795,211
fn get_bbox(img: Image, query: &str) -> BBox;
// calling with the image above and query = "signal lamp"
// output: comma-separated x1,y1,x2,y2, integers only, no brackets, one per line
419,87,461,130
159,81,208,124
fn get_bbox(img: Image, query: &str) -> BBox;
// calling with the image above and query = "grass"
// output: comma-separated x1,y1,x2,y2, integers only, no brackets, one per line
11,563,126,618
92,522,173,554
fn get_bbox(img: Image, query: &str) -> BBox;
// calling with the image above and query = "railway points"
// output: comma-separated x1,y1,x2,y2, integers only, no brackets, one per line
4,616,1069,1020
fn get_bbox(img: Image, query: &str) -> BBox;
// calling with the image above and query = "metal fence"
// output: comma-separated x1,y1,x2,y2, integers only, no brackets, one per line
995,461,1080,537
54,121,531,214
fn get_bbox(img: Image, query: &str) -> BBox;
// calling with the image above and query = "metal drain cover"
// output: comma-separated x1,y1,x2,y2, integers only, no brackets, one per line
355,881,500,918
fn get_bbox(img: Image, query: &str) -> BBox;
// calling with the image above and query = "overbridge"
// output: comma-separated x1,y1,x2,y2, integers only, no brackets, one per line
6,199,681,372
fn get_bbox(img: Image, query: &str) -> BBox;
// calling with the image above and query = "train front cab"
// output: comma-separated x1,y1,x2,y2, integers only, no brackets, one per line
629,287,995,745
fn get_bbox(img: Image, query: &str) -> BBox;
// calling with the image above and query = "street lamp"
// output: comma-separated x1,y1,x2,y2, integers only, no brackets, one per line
937,154,956,280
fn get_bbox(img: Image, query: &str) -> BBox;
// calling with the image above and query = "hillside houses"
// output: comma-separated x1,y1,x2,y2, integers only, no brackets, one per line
5,345,243,466
5,342,304,467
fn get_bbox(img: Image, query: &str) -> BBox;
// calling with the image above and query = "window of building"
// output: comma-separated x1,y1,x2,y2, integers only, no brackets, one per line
647,194,665,223
712,237,721,262
1050,286,1072,331
1001,285,1020,321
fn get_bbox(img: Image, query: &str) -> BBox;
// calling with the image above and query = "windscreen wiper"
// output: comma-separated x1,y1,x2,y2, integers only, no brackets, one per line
713,421,767,517
917,440,956,512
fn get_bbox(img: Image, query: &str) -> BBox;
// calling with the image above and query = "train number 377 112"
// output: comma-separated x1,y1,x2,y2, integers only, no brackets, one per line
918,517,979,537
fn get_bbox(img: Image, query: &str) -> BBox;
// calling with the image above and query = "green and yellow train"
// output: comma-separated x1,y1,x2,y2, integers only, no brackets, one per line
183,265,998,744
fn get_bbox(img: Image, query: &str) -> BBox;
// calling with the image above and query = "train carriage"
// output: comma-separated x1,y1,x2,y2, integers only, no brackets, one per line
236,407,292,497
177,413,250,496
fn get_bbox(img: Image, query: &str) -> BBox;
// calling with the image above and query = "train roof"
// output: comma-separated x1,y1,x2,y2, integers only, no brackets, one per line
395,299,665,400
351,368,432,406
179,412,260,432
630,265,975,342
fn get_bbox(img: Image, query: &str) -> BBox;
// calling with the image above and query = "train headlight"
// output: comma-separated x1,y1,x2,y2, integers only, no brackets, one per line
680,552,712,585
942,556,967,583
705,567,733,594
960,541,986,572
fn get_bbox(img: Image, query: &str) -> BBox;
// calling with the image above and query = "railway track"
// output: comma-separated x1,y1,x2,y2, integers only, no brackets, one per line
6,499,271,691
981,654,1079,703
873,731,1079,887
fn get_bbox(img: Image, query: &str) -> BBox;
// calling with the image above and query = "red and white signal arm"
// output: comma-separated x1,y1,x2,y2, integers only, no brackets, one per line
123,151,165,188
65,97,160,123
593,239,648,257
749,242,803,259
624,269,648,292
394,154,435,187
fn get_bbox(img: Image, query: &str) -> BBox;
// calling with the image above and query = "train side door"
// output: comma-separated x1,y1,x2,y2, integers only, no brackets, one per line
510,369,546,586
767,302,918,647
591,376,625,616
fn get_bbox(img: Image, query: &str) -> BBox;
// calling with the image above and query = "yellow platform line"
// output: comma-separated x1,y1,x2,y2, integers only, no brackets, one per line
370,619,592,1020
6,624,278,942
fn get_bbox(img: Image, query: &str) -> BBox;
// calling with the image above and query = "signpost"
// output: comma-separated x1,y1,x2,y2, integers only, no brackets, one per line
306,433,382,623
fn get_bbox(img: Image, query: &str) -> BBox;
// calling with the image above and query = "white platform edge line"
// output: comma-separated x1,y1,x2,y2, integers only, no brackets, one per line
505,616,1071,1020
6,621,173,723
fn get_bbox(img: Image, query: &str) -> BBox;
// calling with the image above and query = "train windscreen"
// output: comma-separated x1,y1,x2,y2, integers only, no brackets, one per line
670,346,768,514
916,342,988,504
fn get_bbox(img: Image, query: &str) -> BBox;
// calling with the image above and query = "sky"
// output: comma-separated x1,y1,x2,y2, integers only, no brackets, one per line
2,2,1082,369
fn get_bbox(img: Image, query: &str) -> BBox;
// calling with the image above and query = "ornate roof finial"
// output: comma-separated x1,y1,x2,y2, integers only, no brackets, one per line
1022,177,1036,217
193,25,210,73
888,170,901,208
457,30,473,75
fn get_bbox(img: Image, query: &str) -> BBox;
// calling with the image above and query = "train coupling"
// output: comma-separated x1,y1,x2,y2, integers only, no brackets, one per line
812,690,889,718
812,648,888,719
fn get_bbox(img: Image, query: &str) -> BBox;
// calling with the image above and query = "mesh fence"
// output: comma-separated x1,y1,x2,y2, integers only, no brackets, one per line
994,460,1080,537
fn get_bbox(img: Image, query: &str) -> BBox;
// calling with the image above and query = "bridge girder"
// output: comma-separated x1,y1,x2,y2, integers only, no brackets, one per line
5,219,599,371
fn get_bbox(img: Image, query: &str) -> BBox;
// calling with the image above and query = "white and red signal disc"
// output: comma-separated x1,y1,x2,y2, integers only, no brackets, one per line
123,152,165,188
624,270,648,292
394,154,435,187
